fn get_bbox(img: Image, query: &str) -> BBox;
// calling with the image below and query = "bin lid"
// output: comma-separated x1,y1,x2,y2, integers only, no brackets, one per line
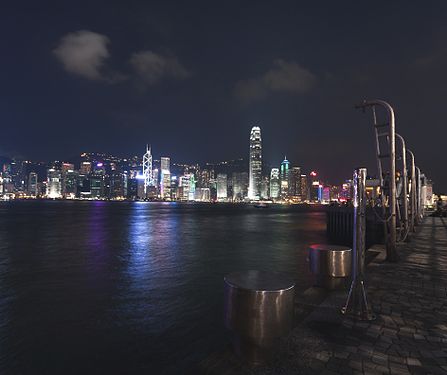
224,270,295,292
309,244,351,252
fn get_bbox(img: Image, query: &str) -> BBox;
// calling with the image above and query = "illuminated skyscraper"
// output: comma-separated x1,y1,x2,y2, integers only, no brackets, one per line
160,157,171,200
28,172,38,196
289,166,301,200
152,168,159,193
300,175,309,202
60,163,77,198
179,173,195,201
79,162,92,176
269,168,280,199
47,168,62,198
217,173,228,201
260,176,269,200
248,126,262,200
280,157,290,199
232,172,249,201
142,145,154,195
309,171,320,202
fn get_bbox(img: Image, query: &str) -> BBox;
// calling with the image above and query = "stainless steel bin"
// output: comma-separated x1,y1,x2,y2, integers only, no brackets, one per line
308,244,352,290
223,270,295,365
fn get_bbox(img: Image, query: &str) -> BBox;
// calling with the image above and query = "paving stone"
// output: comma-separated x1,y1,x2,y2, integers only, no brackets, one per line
205,217,447,375
406,357,421,366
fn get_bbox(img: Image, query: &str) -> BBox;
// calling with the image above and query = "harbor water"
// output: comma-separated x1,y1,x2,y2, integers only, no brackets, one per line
0,201,327,374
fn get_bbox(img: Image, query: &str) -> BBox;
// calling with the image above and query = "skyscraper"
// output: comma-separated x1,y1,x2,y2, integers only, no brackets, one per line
289,166,301,200
142,145,154,195
47,168,62,198
79,162,92,175
61,163,77,198
260,176,270,200
248,126,262,200
232,171,249,201
269,168,280,199
28,172,38,197
217,173,228,201
309,171,320,202
160,157,171,200
280,157,290,199
300,175,309,202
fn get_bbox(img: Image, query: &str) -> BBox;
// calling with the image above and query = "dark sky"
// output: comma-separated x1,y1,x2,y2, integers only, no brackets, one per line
1,1,446,191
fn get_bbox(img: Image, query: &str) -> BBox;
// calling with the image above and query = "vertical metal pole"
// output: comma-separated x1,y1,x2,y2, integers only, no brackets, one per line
416,167,422,224
396,134,408,239
407,150,416,232
341,168,374,320
387,105,398,261
420,173,426,218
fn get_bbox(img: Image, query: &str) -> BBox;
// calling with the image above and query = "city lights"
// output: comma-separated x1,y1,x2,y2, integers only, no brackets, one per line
1,128,429,205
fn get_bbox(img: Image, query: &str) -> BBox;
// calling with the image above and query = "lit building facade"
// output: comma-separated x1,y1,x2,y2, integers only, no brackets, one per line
300,174,309,202
194,187,211,202
280,157,290,199
217,173,228,201
109,171,127,199
248,126,262,200
143,145,154,195
79,162,92,176
269,168,280,199
28,172,38,196
339,181,352,202
160,157,171,200
47,168,62,198
61,163,77,198
232,172,249,201
309,171,320,202
289,166,301,201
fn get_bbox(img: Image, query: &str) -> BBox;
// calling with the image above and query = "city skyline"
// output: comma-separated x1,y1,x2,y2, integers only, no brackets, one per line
0,125,365,203
0,125,434,206
1,2,447,191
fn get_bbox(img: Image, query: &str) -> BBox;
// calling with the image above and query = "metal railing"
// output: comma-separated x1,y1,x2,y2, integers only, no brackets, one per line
356,99,398,262
395,133,409,241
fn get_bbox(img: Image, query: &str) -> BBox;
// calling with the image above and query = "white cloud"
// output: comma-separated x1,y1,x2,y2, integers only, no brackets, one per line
129,51,190,85
53,30,111,80
234,60,316,103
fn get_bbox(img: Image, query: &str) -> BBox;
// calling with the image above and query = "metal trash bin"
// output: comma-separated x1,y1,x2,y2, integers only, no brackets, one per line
224,270,295,365
308,244,352,290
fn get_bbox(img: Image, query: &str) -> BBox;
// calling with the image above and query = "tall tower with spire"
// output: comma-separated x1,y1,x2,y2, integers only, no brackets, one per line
248,126,262,200
143,145,154,194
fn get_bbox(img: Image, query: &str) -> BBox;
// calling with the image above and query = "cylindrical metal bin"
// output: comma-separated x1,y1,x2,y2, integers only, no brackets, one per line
308,244,352,290
223,270,295,365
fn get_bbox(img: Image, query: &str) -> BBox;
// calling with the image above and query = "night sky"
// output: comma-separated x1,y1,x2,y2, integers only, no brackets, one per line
1,1,446,191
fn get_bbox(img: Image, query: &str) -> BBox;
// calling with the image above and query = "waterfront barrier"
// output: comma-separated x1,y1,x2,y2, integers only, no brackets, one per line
223,270,295,365
326,206,384,248
308,244,351,290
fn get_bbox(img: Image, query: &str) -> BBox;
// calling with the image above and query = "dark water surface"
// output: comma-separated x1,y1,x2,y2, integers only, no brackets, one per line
0,201,327,374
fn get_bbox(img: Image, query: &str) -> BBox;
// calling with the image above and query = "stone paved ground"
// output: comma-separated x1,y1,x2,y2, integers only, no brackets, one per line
198,216,447,374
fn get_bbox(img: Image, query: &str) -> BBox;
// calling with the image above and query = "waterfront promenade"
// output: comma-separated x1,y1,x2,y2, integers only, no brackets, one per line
199,216,447,374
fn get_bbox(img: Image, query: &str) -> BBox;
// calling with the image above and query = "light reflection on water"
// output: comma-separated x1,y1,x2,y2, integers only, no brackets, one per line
0,201,327,374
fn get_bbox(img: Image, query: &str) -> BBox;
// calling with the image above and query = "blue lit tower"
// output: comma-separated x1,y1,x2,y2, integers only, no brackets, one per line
280,157,290,199
142,144,154,194
248,126,262,200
